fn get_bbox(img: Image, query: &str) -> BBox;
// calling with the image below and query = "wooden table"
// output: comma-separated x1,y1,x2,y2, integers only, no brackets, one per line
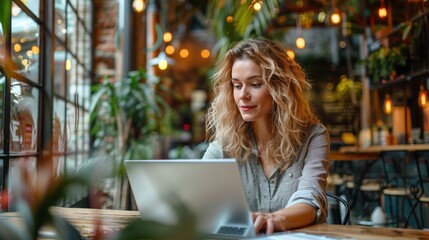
2,207,429,239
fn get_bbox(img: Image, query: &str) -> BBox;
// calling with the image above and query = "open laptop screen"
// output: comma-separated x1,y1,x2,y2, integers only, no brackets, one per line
124,159,256,238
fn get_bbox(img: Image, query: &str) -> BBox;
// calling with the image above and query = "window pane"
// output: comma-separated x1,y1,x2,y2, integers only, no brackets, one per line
19,0,40,17
10,79,39,153
11,8,40,83
67,55,77,101
53,97,66,154
0,72,4,152
0,159,3,208
67,5,78,54
55,0,67,42
82,0,93,33
54,40,66,96
84,32,92,68
66,102,77,152
8,157,37,210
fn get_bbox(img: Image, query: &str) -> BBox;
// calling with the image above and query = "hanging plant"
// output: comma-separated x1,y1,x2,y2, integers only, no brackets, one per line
365,46,407,85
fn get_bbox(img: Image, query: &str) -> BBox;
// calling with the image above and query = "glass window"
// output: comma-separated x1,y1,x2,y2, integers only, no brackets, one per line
54,40,66,96
66,102,77,152
53,97,66,154
19,0,40,17
11,8,40,83
67,55,77,101
8,157,37,210
54,0,67,42
10,79,39,153
67,4,78,54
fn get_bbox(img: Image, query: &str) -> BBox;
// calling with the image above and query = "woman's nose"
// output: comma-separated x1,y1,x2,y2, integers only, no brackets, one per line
239,87,250,100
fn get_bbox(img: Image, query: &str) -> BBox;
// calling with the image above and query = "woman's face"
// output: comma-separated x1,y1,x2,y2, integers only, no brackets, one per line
231,58,273,123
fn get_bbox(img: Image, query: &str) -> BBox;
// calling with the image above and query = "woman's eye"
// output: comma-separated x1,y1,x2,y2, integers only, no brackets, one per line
233,84,242,89
252,83,262,88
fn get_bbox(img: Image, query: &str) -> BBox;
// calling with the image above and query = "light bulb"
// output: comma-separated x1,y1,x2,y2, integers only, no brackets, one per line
296,37,306,49
384,94,392,114
419,86,428,108
378,7,387,18
132,0,146,13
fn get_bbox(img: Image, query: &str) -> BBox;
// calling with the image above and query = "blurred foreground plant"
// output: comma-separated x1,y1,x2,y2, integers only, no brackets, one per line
0,159,198,240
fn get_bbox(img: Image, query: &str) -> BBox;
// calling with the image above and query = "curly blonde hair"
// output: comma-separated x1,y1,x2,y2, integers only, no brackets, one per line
206,38,319,170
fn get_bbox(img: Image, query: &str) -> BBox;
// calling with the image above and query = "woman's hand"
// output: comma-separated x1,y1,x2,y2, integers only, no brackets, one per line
252,211,286,234
252,203,317,234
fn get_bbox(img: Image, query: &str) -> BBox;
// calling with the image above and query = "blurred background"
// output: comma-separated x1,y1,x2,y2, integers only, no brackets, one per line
0,0,428,228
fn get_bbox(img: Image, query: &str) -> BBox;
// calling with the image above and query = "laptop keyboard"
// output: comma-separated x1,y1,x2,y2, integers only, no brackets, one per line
217,226,247,236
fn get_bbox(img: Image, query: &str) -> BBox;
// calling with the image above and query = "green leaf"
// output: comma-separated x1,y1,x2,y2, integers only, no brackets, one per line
0,1,11,37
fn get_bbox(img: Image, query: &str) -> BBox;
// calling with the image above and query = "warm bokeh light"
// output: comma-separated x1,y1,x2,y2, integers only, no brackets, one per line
200,49,210,59
132,0,146,13
165,45,175,55
158,59,168,70
26,50,33,57
163,32,172,42
286,49,295,59
384,94,392,114
65,59,72,71
339,41,347,48
253,2,262,11
330,11,341,25
317,11,326,23
226,16,234,23
180,49,189,58
32,45,40,54
419,86,428,108
296,37,306,49
378,7,387,18
14,43,22,52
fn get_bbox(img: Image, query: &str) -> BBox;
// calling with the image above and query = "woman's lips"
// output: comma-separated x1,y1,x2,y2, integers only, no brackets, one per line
240,106,255,112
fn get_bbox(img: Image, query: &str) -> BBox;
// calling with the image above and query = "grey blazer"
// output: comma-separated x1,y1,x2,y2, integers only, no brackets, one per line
202,123,330,223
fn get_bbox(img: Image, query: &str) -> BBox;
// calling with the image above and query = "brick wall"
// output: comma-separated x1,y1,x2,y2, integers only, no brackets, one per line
93,0,118,83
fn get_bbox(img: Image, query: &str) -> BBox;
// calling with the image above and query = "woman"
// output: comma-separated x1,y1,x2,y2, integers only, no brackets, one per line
203,38,330,234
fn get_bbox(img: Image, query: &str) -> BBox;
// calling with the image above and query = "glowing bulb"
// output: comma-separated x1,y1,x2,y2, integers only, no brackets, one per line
65,59,72,71
384,94,392,114
180,49,189,58
296,37,306,49
165,45,175,55
132,0,146,13
253,2,262,11
158,59,168,70
163,32,172,42
32,46,40,54
419,86,428,108
201,49,210,59
330,11,341,25
14,43,22,52
378,7,387,18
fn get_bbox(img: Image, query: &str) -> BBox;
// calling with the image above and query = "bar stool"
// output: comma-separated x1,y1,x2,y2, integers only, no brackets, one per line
380,150,419,228
405,150,429,229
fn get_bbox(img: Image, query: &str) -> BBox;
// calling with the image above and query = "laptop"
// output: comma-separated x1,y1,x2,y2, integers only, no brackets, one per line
124,158,256,239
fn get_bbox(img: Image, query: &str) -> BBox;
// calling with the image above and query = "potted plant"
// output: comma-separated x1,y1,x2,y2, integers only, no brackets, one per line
90,69,179,210
365,46,407,85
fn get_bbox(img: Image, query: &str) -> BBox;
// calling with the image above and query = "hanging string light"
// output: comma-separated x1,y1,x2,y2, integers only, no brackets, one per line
384,94,392,114
418,85,428,108
295,15,306,49
132,0,147,13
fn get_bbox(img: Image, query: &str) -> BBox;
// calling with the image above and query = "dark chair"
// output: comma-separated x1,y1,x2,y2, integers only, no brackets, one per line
380,150,419,227
326,192,350,225
404,150,429,228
